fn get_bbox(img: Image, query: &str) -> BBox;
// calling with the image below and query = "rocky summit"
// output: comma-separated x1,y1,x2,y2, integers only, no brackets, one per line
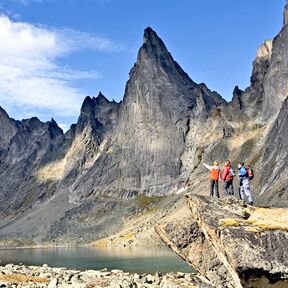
0,1,287,259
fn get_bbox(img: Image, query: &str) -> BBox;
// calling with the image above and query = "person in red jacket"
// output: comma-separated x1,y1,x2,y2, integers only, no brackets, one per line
222,160,235,196
203,161,221,198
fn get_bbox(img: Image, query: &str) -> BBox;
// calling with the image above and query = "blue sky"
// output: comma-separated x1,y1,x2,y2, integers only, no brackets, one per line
0,0,285,131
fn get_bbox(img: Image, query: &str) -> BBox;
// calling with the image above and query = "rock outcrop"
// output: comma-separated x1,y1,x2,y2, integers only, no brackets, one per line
156,194,288,288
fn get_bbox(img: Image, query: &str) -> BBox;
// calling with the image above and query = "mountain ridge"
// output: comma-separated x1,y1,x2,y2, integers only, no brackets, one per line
0,15,287,245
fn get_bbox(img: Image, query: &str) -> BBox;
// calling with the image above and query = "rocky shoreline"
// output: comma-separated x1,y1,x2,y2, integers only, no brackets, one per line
0,264,211,288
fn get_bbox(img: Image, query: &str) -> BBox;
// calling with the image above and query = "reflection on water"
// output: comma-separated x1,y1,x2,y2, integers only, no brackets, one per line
0,246,194,273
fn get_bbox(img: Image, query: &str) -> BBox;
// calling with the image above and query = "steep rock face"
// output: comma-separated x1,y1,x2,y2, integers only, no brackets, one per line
230,40,273,121
156,194,288,288
76,92,119,135
36,92,120,199
116,27,227,193
63,92,119,179
5,118,62,164
260,25,288,121
114,27,199,195
231,21,288,123
68,27,226,199
0,115,63,216
257,97,288,206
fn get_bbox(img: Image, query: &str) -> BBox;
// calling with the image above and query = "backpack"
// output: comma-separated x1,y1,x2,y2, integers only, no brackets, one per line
239,166,248,177
246,166,254,180
229,167,236,177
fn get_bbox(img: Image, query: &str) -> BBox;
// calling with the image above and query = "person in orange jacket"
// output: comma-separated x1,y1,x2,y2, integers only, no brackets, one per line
222,160,235,196
203,161,221,198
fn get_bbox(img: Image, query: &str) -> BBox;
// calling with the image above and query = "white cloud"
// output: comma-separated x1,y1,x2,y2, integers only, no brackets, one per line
0,15,124,124
59,29,126,53
0,16,66,58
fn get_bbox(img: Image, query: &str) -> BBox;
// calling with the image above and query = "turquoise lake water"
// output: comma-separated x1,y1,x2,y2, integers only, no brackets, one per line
0,246,194,273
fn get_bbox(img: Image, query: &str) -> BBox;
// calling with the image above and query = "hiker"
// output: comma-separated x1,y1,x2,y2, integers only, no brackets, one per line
238,162,254,205
222,160,235,196
203,161,221,198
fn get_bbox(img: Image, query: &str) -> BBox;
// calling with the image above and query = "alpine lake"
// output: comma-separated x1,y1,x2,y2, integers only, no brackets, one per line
0,246,194,274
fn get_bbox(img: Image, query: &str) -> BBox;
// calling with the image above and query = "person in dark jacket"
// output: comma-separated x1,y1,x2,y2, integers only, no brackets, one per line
222,160,235,196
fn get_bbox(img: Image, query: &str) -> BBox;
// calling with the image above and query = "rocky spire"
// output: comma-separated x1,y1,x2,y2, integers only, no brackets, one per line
123,27,224,121
284,0,288,26
47,118,63,138
136,27,193,85
77,93,119,134
95,91,110,105
232,86,243,110
141,27,170,60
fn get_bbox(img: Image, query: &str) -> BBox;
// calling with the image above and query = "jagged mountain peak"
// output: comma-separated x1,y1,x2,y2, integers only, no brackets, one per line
137,27,172,65
124,27,225,117
81,93,113,115
95,92,110,105
77,92,119,135
81,96,94,113
96,91,106,98
49,117,57,124
77,96,102,134
130,27,193,87
15,117,63,138
47,117,60,128
21,116,42,128
0,107,19,126
46,118,63,137
0,106,11,122
80,96,99,117
143,27,165,47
